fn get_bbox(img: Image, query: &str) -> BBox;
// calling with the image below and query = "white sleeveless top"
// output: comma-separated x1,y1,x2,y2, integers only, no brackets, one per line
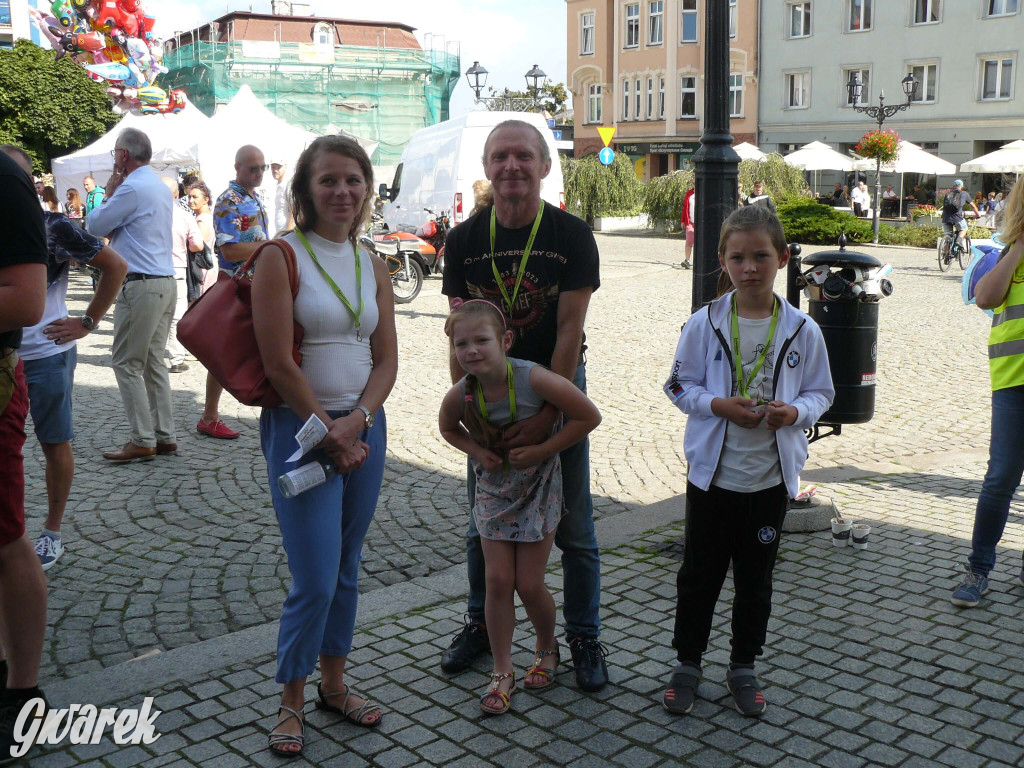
282,230,379,410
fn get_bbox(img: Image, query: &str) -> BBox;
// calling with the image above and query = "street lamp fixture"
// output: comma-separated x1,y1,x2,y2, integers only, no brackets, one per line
464,60,548,112
846,72,919,243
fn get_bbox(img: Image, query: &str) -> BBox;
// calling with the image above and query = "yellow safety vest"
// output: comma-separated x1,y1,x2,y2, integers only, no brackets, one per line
989,255,1024,391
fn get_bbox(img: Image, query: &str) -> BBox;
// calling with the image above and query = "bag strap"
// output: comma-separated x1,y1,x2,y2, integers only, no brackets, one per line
235,239,300,296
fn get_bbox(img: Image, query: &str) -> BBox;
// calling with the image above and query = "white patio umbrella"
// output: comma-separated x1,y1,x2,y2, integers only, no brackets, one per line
783,141,855,196
960,139,1024,178
852,140,957,216
734,141,766,161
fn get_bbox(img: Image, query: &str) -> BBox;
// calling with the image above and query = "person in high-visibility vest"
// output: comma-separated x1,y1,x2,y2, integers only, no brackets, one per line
951,178,1024,608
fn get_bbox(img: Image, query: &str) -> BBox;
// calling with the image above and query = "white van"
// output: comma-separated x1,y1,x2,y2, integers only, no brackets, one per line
379,111,564,232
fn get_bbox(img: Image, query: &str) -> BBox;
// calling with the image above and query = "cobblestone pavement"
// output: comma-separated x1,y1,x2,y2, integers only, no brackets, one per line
22,233,1024,767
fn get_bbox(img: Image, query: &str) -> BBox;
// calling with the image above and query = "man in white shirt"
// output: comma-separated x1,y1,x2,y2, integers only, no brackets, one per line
270,161,292,237
87,128,178,463
851,182,871,217
881,184,898,217
161,177,204,374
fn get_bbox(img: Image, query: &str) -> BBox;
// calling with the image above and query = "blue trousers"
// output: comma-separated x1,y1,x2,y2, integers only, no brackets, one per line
261,406,386,684
465,364,601,639
968,385,1024,577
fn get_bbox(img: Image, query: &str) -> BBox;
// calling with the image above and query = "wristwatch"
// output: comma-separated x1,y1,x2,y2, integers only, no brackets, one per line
355,404,374,429
81,315,95,331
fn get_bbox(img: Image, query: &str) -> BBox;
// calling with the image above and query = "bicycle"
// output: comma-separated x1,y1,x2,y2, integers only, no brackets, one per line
937,227,972,272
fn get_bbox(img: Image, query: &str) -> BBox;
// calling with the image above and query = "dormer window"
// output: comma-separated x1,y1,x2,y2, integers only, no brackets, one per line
313,22,333,46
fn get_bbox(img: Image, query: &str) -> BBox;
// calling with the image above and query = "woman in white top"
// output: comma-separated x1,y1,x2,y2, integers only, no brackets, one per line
185,180,217,295
252,136,398,757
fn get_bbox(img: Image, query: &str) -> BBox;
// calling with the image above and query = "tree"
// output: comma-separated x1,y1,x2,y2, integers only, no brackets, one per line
485,81,570,116
0,40,121,172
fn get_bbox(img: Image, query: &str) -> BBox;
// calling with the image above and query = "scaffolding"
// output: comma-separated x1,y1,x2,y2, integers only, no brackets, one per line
160,35,461,166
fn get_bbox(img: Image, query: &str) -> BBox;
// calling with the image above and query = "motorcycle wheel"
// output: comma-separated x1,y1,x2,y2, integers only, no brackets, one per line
392,258,424,303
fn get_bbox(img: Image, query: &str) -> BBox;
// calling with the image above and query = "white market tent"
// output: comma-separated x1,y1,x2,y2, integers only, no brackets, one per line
51,98,210,198
733,141,767,161
852,140,957,216
783,141,856,196
960,139,1024,178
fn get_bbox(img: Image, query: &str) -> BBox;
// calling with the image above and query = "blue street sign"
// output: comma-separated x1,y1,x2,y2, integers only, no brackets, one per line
599,147,614,166
547,118,556,128
552,130,562,141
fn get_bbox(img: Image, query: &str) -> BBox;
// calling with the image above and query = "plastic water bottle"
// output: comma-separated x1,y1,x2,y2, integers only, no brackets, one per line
277,458,337,498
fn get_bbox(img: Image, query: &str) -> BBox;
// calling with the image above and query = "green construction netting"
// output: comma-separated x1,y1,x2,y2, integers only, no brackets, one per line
159,41,460,166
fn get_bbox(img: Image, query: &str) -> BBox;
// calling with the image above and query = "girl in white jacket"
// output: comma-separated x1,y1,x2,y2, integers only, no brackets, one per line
661,205,834,718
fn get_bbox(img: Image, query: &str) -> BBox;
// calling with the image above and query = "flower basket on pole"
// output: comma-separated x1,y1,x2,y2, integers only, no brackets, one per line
855,129,901,165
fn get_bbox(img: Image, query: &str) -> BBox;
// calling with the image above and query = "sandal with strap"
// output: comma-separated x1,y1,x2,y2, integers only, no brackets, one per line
523,647,560,690
315,682,383,728
480,671,516,715
268,705,304,757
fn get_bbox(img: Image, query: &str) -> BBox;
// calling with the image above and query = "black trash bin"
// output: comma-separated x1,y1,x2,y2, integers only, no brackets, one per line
801,246,883,425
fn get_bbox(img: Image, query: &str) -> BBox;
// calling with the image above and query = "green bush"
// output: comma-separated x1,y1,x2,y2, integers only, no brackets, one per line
642,169,693,228
876,221,992,248
776,199,874,244
560,152,644,222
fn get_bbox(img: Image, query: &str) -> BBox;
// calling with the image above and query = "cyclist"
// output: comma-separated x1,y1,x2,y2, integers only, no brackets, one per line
941,180,979,256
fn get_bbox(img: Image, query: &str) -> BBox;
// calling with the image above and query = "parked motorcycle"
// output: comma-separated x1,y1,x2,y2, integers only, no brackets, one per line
372,207,451,274
358,234,423,304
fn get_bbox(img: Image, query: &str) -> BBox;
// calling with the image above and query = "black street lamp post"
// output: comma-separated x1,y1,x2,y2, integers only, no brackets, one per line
846,73,918,243
691,0,740,312
465,61,548,112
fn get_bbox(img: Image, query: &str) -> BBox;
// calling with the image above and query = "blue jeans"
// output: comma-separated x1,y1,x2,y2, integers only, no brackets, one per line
261,406,387,683
968,386,1024,577
465,364,601,639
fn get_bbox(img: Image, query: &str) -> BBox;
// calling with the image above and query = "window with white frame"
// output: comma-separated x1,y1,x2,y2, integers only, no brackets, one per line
985,0,1018,17
580,12,595,55
980,55,1014,100
847,0,872,31
622,79,631,119
625,3,640,47
587,84,602,123
913,0,939,24
680,75,696,117
634,77,641,118
649,1,664,45
729,0,737,37
681,0,698,43
658,76,665,118
908,62,937,102
785,71,809,108
313,22,333,46
646,76,654,118
729,73,743,117
788,2,811,37
843,66,870,106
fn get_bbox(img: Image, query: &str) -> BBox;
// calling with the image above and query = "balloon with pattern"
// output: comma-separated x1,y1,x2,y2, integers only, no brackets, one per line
27,0,186,115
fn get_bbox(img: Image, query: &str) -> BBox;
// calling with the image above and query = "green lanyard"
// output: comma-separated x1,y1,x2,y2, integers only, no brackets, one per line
490,204,544,314
295,228,364,342
731,294,779,403
474,360,517,424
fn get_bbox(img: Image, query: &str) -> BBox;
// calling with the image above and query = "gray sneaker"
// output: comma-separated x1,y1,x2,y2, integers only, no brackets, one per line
34,534,64,572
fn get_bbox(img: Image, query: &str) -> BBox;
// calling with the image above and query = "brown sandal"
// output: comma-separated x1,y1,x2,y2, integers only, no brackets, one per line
480,671,516,715
316,682,383,728
523,647,560,690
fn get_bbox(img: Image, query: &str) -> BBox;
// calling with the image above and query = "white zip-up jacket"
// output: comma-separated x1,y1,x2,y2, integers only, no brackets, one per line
664,291,835,498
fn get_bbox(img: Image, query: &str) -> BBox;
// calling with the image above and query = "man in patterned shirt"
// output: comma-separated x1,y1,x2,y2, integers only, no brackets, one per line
198,145,269,439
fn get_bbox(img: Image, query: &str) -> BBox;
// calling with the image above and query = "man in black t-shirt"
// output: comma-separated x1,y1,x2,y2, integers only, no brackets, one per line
941,179,980,254
0,148,50,760
441,120,608,692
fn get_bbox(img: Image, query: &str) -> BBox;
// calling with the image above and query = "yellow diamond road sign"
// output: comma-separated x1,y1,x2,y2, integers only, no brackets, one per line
597,126,616,148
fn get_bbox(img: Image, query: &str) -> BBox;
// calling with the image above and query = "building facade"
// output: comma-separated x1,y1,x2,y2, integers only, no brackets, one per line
759,0,1022,191
162,11,461,166
566,0,759,179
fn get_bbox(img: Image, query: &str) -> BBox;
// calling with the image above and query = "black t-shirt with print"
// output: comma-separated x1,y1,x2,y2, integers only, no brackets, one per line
0,152,47,350
442,202,600,366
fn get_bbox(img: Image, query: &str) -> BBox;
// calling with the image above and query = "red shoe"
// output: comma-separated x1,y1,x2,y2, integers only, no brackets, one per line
197,418,240,439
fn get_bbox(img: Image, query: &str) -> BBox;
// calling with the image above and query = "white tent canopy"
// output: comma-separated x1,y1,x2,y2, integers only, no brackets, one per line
960,139,1024,175
783,141,855,171
852,140,958,217
51,99,210,198
734,141,767,161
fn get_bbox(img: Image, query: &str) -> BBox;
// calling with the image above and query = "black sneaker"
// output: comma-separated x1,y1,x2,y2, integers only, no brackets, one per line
663,662,701,714
726,665,766,717
440,616,490,674
569,637,609,692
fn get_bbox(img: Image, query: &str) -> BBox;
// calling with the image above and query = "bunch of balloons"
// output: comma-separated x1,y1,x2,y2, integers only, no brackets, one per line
29,0,187,115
